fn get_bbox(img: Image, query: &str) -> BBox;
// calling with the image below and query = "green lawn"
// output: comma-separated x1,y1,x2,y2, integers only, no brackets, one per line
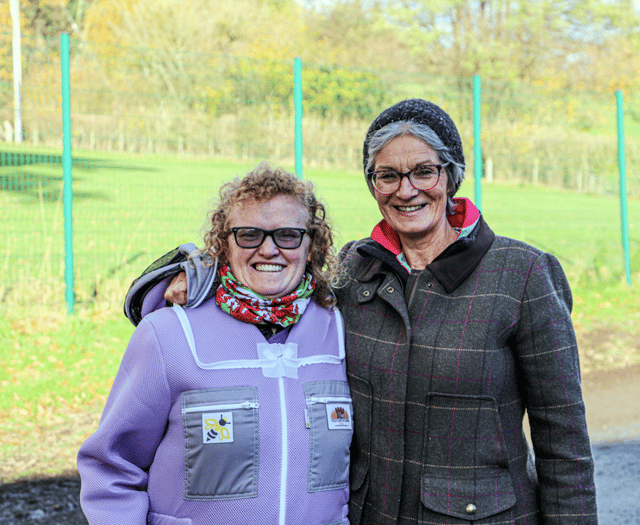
3,148,638,292
1,149,639,481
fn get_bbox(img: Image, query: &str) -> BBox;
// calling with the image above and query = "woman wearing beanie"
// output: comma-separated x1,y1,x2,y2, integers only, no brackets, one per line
120,99,598,524
339,99,597,524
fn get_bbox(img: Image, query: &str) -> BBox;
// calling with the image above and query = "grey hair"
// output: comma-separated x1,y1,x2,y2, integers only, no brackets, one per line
365,121,465,215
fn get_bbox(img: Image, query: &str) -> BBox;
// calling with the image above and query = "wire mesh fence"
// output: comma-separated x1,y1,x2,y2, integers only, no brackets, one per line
4,32,638,188
1,31,638,311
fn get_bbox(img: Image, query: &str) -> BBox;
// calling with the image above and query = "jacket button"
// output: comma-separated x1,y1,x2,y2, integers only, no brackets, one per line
465,504,477,515
427,282,433,288
362,290,371,297
386,286,394,293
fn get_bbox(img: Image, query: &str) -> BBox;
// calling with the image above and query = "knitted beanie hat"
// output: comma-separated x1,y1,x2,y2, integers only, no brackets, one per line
362,99,465,189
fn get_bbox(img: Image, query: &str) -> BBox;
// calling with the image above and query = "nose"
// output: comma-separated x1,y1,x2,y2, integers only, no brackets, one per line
257,234,280,256
394,174,419,199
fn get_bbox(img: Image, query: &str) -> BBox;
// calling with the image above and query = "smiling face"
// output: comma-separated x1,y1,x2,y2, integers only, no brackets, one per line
226,194,312,299
373,134,451,243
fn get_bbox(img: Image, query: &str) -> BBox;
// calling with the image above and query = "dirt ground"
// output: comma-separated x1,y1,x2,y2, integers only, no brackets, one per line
581,364,640,525
581,363,640,444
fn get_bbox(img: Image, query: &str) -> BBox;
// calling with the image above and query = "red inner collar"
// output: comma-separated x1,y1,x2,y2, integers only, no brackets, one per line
370,197,480,256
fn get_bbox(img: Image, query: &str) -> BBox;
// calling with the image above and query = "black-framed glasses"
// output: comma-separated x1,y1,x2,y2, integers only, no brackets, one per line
371,163,449,195
229,227,308,249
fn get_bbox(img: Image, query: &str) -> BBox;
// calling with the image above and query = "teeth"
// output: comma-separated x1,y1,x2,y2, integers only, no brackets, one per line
254,264,284,272
397,205,424,212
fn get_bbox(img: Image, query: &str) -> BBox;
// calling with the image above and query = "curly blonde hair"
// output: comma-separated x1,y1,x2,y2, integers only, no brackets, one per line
202,162,340,309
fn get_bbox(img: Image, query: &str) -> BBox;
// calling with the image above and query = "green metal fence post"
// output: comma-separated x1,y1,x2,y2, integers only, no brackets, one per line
294,57,303,179
616,90,632,286
61,33,75,312
473,75,482,211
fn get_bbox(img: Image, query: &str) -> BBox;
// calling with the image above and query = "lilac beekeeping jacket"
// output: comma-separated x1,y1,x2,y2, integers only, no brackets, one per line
78,299,351,525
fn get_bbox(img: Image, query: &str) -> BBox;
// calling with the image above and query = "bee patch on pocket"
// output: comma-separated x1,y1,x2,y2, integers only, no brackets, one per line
203,412,234,443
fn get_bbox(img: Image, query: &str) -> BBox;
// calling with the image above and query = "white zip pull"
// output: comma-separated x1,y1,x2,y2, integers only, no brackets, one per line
183,401,259,413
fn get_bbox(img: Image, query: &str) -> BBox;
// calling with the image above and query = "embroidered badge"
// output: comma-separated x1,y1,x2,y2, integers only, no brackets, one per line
202,412,234,443
326,403,352,430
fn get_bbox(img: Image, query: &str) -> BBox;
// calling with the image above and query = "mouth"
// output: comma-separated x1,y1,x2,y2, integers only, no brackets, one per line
394,203,427,214
253,263,285,272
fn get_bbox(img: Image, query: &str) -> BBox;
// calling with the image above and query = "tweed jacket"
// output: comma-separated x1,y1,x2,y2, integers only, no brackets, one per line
336,210,597,524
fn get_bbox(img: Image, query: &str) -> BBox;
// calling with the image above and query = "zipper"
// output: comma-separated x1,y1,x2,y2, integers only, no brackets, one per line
278,377,287,525
183,401,259,413
307,396,352,405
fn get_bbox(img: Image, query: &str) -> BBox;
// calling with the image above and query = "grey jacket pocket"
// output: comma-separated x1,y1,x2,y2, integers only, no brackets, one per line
182,387,259,500
303,381,353,492
148,512,193,525
420,393,516,521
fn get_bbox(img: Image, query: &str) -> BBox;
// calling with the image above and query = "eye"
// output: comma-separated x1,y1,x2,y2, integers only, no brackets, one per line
237,229,261,242
376,171,399,181
414,166,438,178
278,229,301,240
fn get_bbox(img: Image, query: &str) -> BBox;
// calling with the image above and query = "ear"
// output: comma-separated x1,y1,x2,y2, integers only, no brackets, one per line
447,178,456,197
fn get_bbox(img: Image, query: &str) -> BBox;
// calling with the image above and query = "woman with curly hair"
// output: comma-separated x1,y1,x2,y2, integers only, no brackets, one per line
78,163,352,525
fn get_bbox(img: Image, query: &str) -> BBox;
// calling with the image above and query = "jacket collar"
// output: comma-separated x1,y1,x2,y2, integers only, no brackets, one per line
356,198,495,292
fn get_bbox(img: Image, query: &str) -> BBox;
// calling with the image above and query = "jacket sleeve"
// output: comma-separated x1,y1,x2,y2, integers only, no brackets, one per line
77,319,172,525
515,252,598,524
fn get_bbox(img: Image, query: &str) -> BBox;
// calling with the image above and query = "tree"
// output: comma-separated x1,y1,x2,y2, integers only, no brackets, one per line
21,0,97,43
561,0,640,92
384,0,640,87
83,0,303,54
1,2,15,86
298,0,413,70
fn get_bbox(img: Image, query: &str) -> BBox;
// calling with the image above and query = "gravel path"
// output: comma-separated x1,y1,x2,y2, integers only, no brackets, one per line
0,473,86,525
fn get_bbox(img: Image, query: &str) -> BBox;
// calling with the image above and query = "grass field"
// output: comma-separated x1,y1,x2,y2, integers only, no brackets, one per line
2,149,639,481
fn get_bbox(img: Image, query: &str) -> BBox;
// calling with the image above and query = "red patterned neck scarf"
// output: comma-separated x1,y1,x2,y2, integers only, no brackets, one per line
215,264,316,327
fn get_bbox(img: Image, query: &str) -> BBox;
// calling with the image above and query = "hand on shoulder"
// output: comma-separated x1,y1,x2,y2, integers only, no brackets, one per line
165,272,188,305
